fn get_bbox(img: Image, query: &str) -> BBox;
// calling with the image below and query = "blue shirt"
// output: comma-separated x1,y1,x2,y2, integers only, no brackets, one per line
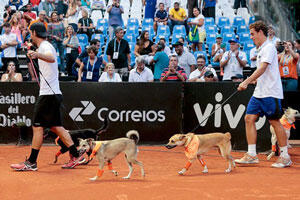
108,5,124,26
82,56,103,82
155,10,168,20
204,0,216,8
153,51,169,79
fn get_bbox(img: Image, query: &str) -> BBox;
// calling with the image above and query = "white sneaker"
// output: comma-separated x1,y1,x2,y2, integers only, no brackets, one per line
271,156,292,168
235,153,259,164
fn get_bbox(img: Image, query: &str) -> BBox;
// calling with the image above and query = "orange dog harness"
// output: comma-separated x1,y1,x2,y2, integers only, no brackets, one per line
89,141,102,160
280,118,295,131
185,135,200,160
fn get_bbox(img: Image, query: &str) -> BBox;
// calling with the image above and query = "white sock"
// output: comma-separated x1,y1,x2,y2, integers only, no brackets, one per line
280,146,289,158
248,144,257,156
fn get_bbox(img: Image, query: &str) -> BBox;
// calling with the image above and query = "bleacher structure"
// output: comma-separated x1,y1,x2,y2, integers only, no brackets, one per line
0,0,256,79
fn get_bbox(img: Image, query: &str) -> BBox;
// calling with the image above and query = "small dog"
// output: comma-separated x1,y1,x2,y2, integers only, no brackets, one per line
166,132,235,175
267,107,300,160
51,117,109,164
78,130,145,181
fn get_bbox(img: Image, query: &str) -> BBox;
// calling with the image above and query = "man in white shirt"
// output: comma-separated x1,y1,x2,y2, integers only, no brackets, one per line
174,41,196,77
0,22,19,72
220,38,247,81
235,21,291,168
10,23,85,172
129,56,154,82
249,47,257,69
189,55,218,82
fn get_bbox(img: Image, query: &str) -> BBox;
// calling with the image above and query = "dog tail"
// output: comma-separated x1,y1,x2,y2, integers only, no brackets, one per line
225,132,231,140
126,130,140,144
96,115,109,136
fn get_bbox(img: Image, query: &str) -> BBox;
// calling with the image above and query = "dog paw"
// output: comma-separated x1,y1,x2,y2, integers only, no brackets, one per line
225,168,231,173
202,169,208,173
90,176,98,181
112,170,118,176
122,176,130,179
178,171,185,175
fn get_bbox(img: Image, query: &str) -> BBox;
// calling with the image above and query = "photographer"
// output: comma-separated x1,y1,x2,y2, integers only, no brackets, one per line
107,0,124,41
278,40,299,91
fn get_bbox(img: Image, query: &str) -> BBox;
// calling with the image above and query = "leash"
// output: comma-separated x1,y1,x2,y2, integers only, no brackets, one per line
29,56,81,130
189,89,239,133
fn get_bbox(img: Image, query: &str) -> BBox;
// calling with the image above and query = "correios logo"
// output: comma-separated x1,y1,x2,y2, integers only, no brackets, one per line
69,101,166,122
69,101,96,121
193,92,266,130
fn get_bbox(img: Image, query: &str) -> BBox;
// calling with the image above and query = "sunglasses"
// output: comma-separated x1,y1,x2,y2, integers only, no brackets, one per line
206,75,214,78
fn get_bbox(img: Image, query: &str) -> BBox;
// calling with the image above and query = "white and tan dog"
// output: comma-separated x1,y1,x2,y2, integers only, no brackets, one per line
267,107,300,160
166,132,235,175
78,130,145,181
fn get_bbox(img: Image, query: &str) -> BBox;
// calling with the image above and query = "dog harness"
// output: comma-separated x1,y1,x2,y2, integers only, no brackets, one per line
185,135,200,160
280,118,295,131
89,141,102,160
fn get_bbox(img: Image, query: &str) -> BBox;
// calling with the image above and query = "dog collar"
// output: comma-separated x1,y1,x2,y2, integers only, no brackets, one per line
184,136,200,160
280,118,295,130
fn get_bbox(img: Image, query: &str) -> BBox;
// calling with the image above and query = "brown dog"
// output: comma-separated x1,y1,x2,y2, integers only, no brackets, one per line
166,132,235,175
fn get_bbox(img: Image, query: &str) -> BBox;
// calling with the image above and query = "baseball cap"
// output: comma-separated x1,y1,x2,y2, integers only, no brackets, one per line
231,74,243,80
173,41,184,47
228,38,239,44
204,71,214,77
30,22,48,38
216,34,222,39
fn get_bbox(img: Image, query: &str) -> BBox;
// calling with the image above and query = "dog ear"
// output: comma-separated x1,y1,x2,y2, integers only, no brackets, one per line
179,135,186,140
78,138,83,142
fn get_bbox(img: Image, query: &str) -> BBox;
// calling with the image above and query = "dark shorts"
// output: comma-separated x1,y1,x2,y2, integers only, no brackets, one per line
246,96,283,120
33,95,64,128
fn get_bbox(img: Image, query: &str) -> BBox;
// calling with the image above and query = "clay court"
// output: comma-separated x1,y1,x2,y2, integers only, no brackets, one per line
1,145,300,200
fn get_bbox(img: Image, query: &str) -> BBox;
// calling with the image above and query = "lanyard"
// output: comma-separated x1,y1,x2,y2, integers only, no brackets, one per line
107,72,115,80
282,54,292,67
114,39,121,53
87,57,98,72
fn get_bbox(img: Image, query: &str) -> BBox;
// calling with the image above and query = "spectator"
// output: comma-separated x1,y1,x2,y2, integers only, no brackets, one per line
267,25,280,46
156,0,170,12
295,39,300,75
75,38,101,74
187,0,197,18
78,46,104,82
107,0,124,41
15,11,28,45
106,27,131,79
40,0,55,18
3,5,15,24
81,0,91,9
91,0,106,16
150,43,169,81
188,7,205,52
66,0,79,32
55,0,69,20
233,0,247,14
200,0,217,20
154,3,168,32
78,8,94,41
30,0,41,14
143,0,157,20
29,10,48,30
1,61,23,82
129,56,154,82
134,30,155,65
98,63,122,82
231,74,244,82
9,0,23,10
278,40,299,91
173,41,196,77
220,39,247,81
158,37,171,56
63,25,79,76
48,11,66,75
160,55,187,82
9,12,23,45
23,3,37,24
211,34,225,63
189,55,218,82
172,36,189,54
250,46,257,70
203,71,217,82
168,2,188,35
0,23,19,72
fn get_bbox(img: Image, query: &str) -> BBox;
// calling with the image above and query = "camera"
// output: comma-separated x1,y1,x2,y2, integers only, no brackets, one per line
276,41,285,53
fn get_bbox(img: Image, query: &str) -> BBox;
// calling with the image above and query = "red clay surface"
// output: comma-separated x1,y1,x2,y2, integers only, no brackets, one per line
1,145,300,200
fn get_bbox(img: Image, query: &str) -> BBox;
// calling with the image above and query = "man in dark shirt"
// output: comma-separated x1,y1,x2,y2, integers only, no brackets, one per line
55,0,68,20
106,27,131,79
154,3,168,32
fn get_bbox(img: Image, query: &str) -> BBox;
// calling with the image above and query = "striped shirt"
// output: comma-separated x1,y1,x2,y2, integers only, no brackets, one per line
160,66,187,82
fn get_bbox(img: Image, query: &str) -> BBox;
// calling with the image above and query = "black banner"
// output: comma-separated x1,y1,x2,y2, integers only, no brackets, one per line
183,82,270,152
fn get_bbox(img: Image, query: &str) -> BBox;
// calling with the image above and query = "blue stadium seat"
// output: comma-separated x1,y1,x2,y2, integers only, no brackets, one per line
233,17,246,28
77,34,89,45
91,34,105,46
206,42,214,55
142,18,154,27
173,25,186,36
220,25,234,34
238,33,251,43
156,35,170,46
205,25,217,34
218,17,230,28
127,18,139,27
205,17,215,26
96,19,108,35
128,42,136,53
206,33,216,44
157,25,170,38
124,34,137,43
236,25,249,34
223,33,236,43
243,42,255,51
126,25,139,37
130,52,136,66
142,26,155,40
194,51,208,65
171,34,185,45
249,16,255,25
